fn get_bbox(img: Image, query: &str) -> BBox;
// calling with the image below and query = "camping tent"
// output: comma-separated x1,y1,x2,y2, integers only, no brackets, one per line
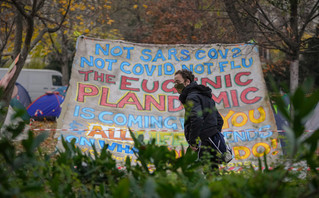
55,85,68,98
27,92,64,121
15,82,32,108
0,77,32,107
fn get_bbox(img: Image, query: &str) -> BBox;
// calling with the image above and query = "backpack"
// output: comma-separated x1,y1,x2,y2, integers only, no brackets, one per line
199,96,233,163
207,132,233,164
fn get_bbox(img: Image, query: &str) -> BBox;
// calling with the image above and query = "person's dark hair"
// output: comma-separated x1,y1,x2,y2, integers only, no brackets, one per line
175,69,195,82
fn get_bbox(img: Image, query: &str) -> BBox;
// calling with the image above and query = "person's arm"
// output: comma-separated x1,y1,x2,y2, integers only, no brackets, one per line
216,111,224,132
186,95,204,147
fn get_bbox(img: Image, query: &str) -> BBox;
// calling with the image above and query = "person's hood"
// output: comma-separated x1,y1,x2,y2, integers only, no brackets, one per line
179,81,212,104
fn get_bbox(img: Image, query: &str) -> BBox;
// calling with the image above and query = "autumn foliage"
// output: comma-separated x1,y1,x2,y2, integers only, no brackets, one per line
130,0,237,44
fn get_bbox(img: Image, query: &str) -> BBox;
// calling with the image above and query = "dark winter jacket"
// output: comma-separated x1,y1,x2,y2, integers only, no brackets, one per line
179,81,223,146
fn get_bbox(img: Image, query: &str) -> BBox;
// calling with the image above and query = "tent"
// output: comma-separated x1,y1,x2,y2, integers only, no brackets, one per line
55,85,68,98
0,77,32,108
15,82,32,108
27,92,64,121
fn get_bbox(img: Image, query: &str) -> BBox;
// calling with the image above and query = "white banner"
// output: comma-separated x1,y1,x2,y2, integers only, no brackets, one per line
57,36,280,167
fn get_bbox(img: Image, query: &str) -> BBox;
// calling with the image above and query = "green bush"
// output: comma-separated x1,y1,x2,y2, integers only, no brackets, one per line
0,83,318,197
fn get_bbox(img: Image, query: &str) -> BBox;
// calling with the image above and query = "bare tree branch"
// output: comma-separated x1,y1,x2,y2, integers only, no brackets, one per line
254,1,294,48
11,0,30,19
30,0,72,50
255,24,291,55
299,1,319,41
31,0,38,16
48,32,62,57
0,20,14,53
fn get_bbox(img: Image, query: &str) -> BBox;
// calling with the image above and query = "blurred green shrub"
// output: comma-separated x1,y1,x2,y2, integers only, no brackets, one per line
0,82,318,197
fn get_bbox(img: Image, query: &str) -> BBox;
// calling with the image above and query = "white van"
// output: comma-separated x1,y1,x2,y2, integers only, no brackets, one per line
0,68,63,101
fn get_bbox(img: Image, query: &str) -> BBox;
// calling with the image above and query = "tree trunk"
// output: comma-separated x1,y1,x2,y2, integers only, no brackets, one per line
224,0,257,42
0,12,24,124
289,57,299,118
61,33,69,85
290,59,299,94
13,12,23,59
0,12,33,125
61,61,69,85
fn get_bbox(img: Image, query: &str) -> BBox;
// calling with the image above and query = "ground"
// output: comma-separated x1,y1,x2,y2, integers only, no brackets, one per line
13,120,57,154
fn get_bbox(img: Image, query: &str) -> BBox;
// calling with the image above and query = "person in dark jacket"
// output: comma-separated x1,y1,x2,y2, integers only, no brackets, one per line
174,69,227,171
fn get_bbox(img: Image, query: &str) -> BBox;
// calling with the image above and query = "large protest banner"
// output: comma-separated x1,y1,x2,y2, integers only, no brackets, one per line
57,36,281,167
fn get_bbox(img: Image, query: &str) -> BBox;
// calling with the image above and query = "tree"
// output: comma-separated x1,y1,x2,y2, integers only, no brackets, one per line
0,3,12,66
33,0,120,85
0,0,71,124
300,24,319,89
224,0,257,42
224,0,319,93
108,0,145,43
109,0,238,44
